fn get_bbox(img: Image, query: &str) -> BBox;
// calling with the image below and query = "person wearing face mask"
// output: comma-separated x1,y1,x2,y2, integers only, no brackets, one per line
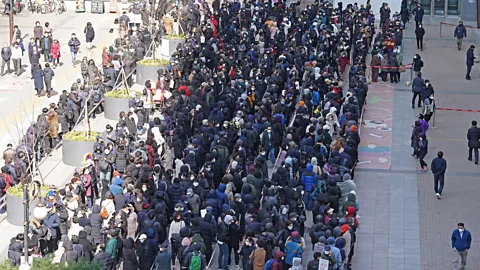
320,246,337,268
67,33,81,67
33,21,43,48
415,24,425,51
451,222,472,270
1,42,11,76
186,188,201,217
412,4,424,28
454,21,467,51
239,237,255,268
168,213,185,265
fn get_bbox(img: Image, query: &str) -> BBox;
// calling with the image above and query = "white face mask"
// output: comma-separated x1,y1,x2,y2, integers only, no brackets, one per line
142,187,147,192
193,182,199,187
288,225,293,230
325,251,331,255
459,228,465,233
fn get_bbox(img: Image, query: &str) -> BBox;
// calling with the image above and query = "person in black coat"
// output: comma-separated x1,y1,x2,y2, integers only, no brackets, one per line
79,230,93,261
198,214,216,262
412,4,424,28
466,45,476,80
467,120,480,164
167,178,184,214
431,151,447,199
415,25,425,51
122,238,138,270
89,204,104,245
93,243,112,270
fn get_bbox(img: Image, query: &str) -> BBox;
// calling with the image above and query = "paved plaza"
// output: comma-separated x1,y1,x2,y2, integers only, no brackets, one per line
352,19,480,270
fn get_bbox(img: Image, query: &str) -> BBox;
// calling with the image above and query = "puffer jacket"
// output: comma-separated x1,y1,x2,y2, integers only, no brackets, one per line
79,230,93,261
122,238,138,270
89,205,104,245
115,148,129,172
61,240,79,263
8,239,22,267
166,182,184,208
301,163,316,192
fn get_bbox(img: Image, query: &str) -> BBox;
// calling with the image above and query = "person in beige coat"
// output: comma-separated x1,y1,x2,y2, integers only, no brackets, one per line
249,239,266,270
47,103,59,141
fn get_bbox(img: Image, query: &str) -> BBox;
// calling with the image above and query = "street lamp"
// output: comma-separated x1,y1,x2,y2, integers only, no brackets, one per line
19,181,48,270
9,0,14,43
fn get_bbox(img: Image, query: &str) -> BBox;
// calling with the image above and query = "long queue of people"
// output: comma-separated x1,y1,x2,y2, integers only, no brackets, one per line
4,0,408,269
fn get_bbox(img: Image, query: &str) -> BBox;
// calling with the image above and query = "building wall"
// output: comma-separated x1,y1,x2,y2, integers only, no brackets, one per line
461,0,477,22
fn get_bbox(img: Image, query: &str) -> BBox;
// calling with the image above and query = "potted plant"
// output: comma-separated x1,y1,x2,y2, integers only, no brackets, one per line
6,184,50,227
62,131,101,167
161,34,185,59
103,89,141,121
136,58,170,85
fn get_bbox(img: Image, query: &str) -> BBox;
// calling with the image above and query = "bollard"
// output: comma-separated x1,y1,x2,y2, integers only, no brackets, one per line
439,22,443,38
432,111,437,129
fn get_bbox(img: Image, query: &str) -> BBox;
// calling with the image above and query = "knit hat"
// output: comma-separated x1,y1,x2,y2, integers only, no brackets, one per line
187,188,193,195
324,245,331,251
327,236,335,245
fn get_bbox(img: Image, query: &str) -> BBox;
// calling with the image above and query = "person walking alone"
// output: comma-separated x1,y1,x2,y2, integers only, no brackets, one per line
465,45,475,80
467,120,480,164
454,21,467,51
417,134,428,171
67,33,81,67
415,24,425,51
411,72,424,108
431,151,447,199
451,222,471,270
412,4,424,28
1,42,11,76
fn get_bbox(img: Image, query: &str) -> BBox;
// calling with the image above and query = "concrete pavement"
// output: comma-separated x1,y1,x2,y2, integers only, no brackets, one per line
0,11,117,154
352,18,480,270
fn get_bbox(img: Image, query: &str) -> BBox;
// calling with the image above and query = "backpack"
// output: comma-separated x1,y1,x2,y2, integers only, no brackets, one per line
100,201,112,219
264,259,275,270
189,252,201,270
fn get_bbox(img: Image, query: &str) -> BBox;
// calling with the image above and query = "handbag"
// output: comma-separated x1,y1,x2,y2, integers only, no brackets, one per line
245,249,255,270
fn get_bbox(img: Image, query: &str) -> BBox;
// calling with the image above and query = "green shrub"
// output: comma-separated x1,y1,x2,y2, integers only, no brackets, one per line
104,89,141,99
63,131,100,142
164,34,185,40
6,184,51,198
138,58,170,66
0,257,102,269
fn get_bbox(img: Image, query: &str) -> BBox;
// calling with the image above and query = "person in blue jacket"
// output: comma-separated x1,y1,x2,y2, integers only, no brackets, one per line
301,163,316,210
451,222,472,270
284,231,303,268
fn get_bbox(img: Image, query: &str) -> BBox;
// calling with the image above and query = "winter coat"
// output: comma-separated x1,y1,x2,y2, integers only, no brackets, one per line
115,148,128,172
51,42,61,59
167,183,184,207
249,248,266,270
84,26,95,42
454,25,467,38
79,230,93,261
301,163,316,192
467,47,475,66
122,238,138,270
467,126,480,148
284,236,303,265
89,205,104,245
154,251,172,270
61,240,79,263
47,109,59,138
93,250,112,269
33,69,44,90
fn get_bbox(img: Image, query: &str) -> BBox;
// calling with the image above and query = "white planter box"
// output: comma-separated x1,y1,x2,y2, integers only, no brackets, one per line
161,38,185,59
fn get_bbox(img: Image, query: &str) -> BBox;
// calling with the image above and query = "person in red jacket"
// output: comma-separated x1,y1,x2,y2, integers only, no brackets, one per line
270,250,284,270
0,166,13,196
209,15,218,38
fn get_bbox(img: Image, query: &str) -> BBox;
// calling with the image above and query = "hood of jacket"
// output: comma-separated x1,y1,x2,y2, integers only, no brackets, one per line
306,163,313,172
123,238,134,249
92,204,101,214
208,189,217,198
79,230,87,239
274,250,283,260
311,157,318,165
191,233,204,243
343,173,352,181
246,174,255,185
217,183,226,193
347,193,356,202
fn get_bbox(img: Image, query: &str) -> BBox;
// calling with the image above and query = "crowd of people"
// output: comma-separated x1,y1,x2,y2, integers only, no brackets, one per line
1,0,413,269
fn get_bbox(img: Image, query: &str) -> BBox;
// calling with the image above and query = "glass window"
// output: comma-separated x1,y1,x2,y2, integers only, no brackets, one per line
447,0,459,15
434,0,445,15
420,0,431,15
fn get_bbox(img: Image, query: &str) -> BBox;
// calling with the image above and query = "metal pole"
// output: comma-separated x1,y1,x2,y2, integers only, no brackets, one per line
22,184,30,269
9,0,14,43
439,22,443,38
